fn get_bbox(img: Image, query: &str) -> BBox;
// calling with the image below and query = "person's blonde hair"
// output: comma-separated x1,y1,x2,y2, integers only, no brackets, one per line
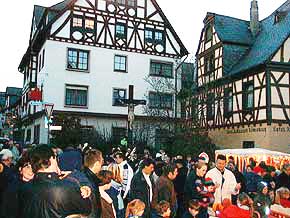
275,187,290,204
107,163,123,184
125,199,145,218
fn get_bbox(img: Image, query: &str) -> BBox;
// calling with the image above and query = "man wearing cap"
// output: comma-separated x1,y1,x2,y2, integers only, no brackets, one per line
0,149,17,206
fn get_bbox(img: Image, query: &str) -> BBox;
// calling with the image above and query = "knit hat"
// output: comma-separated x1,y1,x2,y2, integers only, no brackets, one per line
204,177,215,186
0,149,13,160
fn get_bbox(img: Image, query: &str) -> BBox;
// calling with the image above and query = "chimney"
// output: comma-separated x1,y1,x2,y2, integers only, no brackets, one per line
250,0,260,36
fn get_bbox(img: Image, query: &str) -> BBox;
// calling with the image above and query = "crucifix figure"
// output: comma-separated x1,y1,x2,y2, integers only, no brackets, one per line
121,85,146,146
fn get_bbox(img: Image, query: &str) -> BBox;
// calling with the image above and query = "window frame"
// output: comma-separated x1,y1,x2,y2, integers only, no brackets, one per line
148,92,173,110
112,88,127,106
242,81,254,111
204,53,215,76
114,55,127,72
207,93,215,120
115,23,127,39
115,0,136,8
144,28,165,45
149,60,173,78
65,84,88,108
224,87,233,117
205,25,213,42
67,48,90,72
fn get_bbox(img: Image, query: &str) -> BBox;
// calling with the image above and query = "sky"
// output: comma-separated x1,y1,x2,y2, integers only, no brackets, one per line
0,0,286,91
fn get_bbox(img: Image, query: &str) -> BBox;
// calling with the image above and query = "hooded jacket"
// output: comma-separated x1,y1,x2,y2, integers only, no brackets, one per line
253,182,272,218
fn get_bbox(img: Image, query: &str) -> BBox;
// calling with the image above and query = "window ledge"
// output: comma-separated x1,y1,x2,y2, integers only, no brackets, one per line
66,68,89,73
64,105,88,109
149,74,173,79
114,70,128,74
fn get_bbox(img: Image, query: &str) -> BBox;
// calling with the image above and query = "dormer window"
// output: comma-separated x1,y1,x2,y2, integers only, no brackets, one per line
274,11,287,24
205,25,213,42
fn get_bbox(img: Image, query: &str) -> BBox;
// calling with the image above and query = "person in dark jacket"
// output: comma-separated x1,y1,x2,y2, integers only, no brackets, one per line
59,145,83,171
130,158,155,218
182,199,201,218
0,149,17,206
152,163,178,216
21,145,91,218
253,182,272,218
227,162,246,205
0,152,34,218
243,165,262,198
276,163,290,190
83,148,104,218
174,159,188,217
184,162,209,218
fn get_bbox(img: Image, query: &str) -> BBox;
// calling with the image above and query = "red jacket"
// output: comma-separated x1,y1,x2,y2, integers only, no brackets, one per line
218,205,251,218
280,199,290,208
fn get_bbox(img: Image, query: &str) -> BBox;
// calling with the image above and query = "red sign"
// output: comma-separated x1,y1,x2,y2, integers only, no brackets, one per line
28,88,42,101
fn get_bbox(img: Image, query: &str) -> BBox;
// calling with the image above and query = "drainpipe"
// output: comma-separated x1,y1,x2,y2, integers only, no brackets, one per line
174,54,189,119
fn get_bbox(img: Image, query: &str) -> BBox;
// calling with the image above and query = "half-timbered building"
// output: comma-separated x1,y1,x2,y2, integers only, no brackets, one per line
190,0,290,152
18,0,188,144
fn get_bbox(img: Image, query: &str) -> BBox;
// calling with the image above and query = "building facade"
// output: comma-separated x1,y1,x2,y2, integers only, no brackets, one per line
18,0,188,145
188,0,290,152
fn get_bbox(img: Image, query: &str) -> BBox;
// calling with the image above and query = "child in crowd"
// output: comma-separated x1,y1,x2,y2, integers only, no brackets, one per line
275,187,290,208
217,193,253,218
254,182,272,218
151,201,171,218
125,199,145,218
182,199,200,218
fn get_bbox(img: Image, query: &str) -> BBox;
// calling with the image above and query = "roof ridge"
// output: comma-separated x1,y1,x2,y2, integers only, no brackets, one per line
261,0,290,22
213,13,249,23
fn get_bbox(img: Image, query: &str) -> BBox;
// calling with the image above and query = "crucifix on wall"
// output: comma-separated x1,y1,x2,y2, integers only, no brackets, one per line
120,85,146,146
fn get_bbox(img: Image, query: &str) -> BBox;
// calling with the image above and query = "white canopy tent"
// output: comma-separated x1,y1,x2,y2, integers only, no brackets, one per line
215,148,290,172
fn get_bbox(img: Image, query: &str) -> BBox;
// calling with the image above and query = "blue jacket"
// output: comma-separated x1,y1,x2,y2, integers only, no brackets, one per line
58,147,82,171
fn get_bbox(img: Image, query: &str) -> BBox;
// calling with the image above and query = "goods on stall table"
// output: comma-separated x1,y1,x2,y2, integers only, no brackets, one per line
269,204,290,218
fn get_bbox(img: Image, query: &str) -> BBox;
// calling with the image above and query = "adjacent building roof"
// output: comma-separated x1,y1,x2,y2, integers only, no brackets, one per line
208,0,290,76
5,87,22,96
0,92,5,108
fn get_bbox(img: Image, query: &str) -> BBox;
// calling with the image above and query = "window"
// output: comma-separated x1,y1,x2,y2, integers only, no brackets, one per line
33,125,40,144
207,93,215,120
155,31,163,42
243,141,255,148
67,48,89,71
112,127,127,145
145,28,165,45
116,23,126,39
73,17,83,28
204,54,215,75
85,19,94,30
72,16,94,32
145,29,153,42
205,25,212,42
65,85,88,107
149,92,173,109
243,82,254,111
112,88,127,106
150,61,173,78
115,0,136,7
224,88,233,116
114,55,127,72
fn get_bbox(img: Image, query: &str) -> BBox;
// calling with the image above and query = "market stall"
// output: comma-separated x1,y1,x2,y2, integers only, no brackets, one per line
215,148,290,172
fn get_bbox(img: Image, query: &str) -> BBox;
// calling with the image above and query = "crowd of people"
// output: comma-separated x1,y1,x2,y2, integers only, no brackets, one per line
0,140,289,218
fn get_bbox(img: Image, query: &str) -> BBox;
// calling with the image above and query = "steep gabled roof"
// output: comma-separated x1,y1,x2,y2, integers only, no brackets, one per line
214,14,253,45
34,5,46,27
229,0,290,75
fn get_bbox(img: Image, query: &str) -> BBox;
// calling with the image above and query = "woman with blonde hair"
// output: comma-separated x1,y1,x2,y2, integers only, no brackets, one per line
125,199,145,218
275,187,290,208
107,163,125,217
